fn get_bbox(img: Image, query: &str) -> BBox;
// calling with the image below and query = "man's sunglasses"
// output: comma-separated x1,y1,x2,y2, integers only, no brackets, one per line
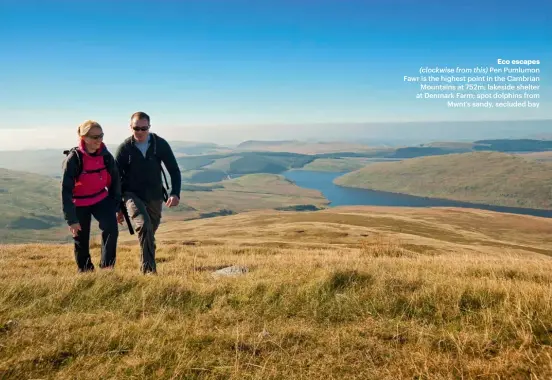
86,133,104,140
132,126,150,131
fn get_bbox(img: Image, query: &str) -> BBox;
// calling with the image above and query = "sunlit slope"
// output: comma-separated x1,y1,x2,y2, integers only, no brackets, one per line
334,151,552,209
1,206,551,379
0,168,67,243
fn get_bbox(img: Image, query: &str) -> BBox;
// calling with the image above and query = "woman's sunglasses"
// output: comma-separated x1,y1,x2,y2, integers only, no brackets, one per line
132,126,150,131
86,133,104,140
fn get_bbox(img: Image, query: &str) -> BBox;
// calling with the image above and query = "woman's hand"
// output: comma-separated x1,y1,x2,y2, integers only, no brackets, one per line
69,223,81,237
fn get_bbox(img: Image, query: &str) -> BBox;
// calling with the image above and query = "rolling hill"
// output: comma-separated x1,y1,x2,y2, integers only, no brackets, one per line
298,157,403,172
421,139,552,153
419,141,477,149
0,168,67,243
388,146,470,158
165,173,329,221
0,168,328,243
177,152,317,182
1,206,552,378
179,139,552,181
334,152,552,210
516,151,552,162
473,139,552,152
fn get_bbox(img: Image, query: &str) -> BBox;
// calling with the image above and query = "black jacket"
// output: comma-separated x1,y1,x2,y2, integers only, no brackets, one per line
61,147,121,226
114,133,181,202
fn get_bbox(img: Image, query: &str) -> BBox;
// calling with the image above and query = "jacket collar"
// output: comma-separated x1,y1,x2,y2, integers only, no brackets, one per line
131,133,153,145
78,139,105,156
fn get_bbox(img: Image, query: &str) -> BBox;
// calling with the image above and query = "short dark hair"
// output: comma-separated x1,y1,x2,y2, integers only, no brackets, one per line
130,111,150,123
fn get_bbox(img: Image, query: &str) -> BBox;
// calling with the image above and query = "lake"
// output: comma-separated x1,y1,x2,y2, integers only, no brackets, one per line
282,170,552,218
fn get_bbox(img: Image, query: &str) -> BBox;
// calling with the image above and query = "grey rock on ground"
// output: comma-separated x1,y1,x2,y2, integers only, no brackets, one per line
212,266,249,277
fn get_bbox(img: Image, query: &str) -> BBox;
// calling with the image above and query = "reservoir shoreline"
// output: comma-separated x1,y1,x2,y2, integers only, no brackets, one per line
283,170,552,218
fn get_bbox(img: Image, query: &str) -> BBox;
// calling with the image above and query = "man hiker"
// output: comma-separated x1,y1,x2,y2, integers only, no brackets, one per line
114,111,182,274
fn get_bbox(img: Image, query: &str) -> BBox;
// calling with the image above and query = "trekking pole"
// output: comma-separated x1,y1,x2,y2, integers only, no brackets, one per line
120,202,135,235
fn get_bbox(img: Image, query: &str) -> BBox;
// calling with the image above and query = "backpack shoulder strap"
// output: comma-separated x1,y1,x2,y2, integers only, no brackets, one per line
63,147,83,177
103,152,112,169
151,133,170,191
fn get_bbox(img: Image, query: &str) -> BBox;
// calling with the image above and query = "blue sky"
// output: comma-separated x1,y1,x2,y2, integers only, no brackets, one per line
0,0,550,147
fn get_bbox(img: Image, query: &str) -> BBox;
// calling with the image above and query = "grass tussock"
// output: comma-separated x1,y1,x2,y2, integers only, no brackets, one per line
359,235,412,257
1,235,552,379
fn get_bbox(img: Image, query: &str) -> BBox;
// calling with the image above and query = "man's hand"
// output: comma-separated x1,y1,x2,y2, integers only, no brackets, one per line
117,211,124,224
166,195,179,208
69,223,81,237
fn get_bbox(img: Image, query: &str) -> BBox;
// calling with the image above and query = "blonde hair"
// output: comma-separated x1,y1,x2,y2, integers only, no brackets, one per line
78,120,102,137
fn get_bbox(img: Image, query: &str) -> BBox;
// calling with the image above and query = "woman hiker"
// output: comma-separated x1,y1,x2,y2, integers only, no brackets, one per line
61,120,122,272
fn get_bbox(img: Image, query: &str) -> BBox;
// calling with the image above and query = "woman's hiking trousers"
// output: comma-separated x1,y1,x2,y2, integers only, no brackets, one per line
73,196,119,272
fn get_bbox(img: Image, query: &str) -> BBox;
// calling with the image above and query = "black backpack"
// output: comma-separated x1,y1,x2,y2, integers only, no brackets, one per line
62,147,112,178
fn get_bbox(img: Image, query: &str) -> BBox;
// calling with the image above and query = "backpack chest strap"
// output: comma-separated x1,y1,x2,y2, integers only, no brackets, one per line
82,166,107,174
73,188,107,199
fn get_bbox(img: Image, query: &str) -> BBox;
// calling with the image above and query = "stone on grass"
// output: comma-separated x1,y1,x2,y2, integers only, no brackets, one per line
212,266,249,277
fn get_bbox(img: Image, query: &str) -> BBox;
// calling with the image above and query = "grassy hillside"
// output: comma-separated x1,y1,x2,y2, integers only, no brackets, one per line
517,151,552,162
181,169,229,183
0,168,67,242
299,157,403,172
203,155,242,171
178,152,315,182
165,174,328,221
420,141,477,149
474,139,552,152
334,152,552,210
299,157,367,172
177,155,219,171
0,169,327,244
388,146,471,158
420,140,552,153
1,207,552,378
178,151,408,181
235,138,552,156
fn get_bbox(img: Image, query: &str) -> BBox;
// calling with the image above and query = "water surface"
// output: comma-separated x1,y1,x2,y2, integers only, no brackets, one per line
283,170,552,218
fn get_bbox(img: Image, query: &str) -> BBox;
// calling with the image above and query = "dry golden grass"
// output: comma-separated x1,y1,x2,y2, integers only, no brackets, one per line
1,206,551,379
517,151,552,162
